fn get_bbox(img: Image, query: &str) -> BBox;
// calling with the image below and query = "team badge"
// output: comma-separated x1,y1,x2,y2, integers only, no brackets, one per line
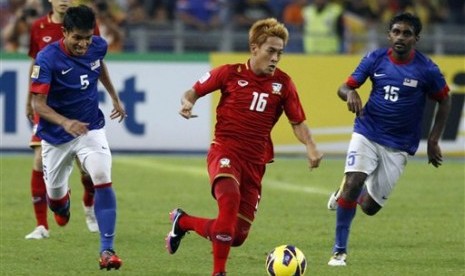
90,59,101,70
31,65,40,78
42,36,52,43
403,78,418,88
238,80,248,87
271,82,282,95
219,158,231,168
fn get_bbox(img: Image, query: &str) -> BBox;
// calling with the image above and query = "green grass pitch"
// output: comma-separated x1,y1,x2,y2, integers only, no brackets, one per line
0,154,463,275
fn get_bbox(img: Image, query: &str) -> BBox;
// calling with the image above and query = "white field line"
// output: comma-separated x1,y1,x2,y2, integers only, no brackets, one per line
114,158,330,195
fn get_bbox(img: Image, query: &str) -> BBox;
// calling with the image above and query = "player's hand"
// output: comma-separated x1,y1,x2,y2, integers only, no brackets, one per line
307,146,323,171
61,119,89,137
110,100,127,123
346,90,363,116
179,98,198,119
427,140,443,168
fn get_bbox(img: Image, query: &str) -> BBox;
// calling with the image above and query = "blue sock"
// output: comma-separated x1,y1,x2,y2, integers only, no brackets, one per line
333,198,357,253
94,185,117,252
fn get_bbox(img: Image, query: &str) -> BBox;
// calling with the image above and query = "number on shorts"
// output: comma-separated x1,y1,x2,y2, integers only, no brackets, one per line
347,151,356,166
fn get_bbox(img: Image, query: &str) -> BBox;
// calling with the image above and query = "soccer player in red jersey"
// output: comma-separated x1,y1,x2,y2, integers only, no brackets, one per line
165,18,324,276
25,0,107,239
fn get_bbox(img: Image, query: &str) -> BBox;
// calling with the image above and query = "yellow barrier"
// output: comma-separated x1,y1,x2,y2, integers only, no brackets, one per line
211,54,465,155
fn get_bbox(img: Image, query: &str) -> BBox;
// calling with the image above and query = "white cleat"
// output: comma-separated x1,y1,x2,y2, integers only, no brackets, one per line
25,225,49,240
328,252,347,266
327,189,340,210
83,203,99,233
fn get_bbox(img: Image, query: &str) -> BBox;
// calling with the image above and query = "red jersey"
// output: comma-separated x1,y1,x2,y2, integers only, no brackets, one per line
194,61,306,164
28,12,100,58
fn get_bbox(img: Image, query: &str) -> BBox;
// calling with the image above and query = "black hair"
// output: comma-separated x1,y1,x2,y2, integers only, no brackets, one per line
63,5,96,32
389,12,422,36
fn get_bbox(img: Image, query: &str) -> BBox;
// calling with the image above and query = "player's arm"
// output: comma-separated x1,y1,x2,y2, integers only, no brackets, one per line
179,88,200,119
338,83,363,115
31,93,89,137
98,60,126,122
291,122,323,170
26,60,35,122
427,95,451,168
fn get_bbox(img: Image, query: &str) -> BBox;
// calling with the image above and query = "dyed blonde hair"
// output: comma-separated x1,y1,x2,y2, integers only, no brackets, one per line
249,18,289,47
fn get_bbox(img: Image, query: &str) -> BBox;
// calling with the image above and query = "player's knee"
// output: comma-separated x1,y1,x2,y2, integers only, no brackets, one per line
214,177,240,199
48,195,70,215
232,218,251,247
344,182,365,201
83,153,111,184
232,231,248,247
360,201,381,216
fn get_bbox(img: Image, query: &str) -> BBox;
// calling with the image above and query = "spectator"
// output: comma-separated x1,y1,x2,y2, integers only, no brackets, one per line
283,0,306,28
2,0,42,53
302,0,344,54
268,0,292,20
282,0,307,52
0,0,25,31
412,0,447,26
342,0,376,54
93,0,125,52
368,0,397,25
446,0,465,24
147,0,176,24
176,0,221,31
232,0,275,30
125,0,147,25
343,0,376,21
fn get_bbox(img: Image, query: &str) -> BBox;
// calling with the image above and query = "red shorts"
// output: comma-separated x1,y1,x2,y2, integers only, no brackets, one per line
207,143,266,224
29,112,41,148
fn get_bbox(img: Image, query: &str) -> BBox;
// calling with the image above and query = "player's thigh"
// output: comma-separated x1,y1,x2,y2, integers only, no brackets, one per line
41,140,75,198
238,162,265,223
366,145,408,207
344,133,378,175
75,129,112,185
207,144,242,194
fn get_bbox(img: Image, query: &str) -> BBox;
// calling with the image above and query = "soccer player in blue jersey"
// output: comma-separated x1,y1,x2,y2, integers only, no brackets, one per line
30,5,125,270
326,12,451,266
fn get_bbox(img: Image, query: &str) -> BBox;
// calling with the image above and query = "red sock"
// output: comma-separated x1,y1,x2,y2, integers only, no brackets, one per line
179,215,214,239
211,178,240,274
81,174,94,207
31,170,48,229
48,192,70,211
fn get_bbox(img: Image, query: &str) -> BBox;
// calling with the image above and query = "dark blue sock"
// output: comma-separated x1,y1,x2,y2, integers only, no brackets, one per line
333,198,357,253
94,185,117,252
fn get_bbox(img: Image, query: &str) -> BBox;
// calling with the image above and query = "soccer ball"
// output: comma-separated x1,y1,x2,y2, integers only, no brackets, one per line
265,245,307,276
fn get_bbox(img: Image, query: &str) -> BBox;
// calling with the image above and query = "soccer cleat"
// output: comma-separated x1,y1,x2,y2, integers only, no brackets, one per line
25,225,49,240
327,189,340,211
99,249,122,270
165,208,187,254
213,273,226,276
328,176,347,210
83,203,99,233
54,209,70,227
328,251,347,266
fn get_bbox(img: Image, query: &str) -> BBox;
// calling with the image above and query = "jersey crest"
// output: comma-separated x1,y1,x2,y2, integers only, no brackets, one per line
402,78,418,87
90,59,101,70
238,80,248,87
31,65,40,78
271,82,282,95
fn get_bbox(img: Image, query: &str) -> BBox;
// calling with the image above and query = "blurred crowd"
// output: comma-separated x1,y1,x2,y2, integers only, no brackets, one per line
1,0,464,54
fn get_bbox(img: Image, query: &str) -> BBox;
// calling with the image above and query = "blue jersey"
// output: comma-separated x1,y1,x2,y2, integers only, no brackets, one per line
346,48,449,155
30,36,107,145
